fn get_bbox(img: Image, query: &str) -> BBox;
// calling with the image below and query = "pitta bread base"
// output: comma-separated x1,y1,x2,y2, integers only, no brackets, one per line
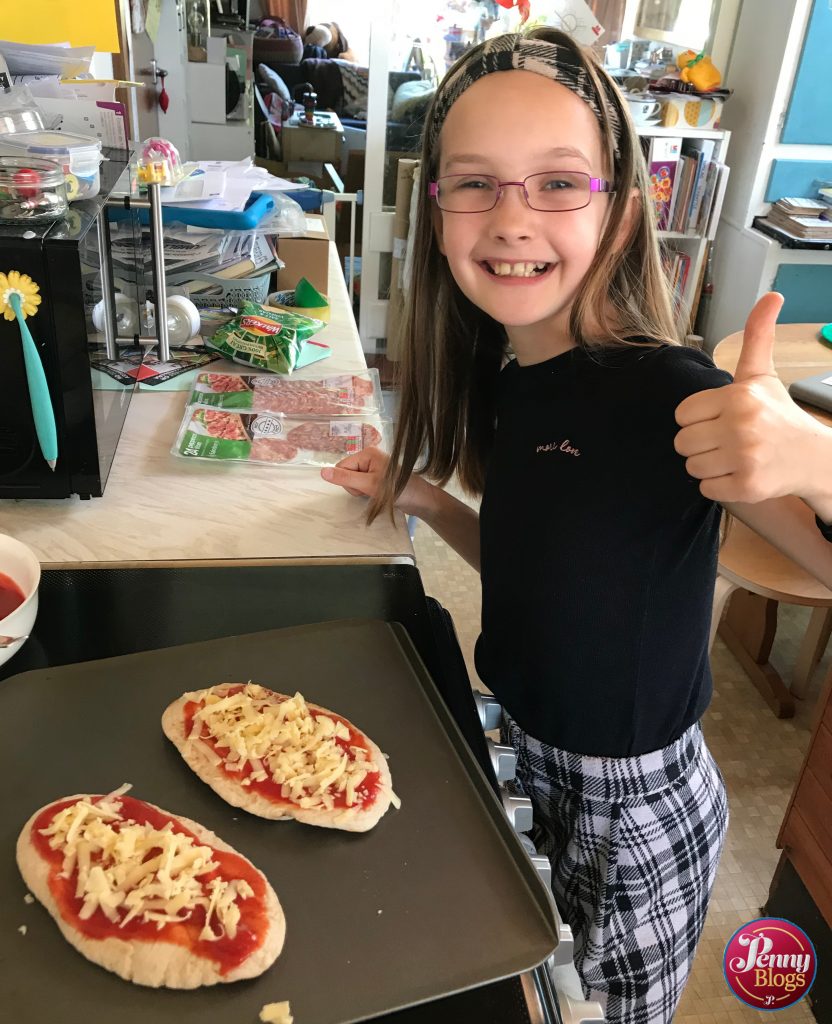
16,795,285,988
162,685,394,832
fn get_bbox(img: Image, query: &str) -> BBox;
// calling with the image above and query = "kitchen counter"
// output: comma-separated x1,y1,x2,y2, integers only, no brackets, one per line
0,245,413,569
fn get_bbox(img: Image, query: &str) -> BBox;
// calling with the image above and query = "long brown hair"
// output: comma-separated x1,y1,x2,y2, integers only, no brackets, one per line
368,26,678,522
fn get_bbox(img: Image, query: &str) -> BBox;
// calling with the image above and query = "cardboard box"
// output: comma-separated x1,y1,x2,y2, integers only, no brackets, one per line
281,123,345,164
276,214,330,295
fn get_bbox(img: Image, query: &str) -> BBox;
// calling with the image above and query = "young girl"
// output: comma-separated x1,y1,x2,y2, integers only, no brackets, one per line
322,28,832,1024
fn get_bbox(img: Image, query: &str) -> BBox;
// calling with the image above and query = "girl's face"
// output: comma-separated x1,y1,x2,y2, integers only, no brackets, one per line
434,71,614,361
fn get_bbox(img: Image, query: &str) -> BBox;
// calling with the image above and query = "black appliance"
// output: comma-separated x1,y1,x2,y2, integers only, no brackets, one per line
0,151,140,499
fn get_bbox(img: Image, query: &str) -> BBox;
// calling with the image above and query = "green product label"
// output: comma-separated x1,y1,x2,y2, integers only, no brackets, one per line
179,430,252,461
190,390,254,410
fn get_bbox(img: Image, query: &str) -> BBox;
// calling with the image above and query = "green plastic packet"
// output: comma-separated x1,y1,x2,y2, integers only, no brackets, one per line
205,300,325,374
294,277,328,309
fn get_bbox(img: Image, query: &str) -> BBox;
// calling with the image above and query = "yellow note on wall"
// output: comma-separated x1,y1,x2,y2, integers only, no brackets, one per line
3,0,120,53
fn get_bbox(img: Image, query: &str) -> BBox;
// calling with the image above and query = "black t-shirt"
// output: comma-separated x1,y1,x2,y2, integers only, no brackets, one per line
475,342,732,757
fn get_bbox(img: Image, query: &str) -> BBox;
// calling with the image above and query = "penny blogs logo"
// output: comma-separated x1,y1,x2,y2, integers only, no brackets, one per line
724,918,817,1010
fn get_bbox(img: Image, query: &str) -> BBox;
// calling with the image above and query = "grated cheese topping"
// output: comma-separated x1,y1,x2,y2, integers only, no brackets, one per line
188,685,380,812
37,788,254,941
259,1001,293,1024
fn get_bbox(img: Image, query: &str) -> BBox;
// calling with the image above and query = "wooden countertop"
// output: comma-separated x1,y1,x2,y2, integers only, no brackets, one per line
0,245,414,570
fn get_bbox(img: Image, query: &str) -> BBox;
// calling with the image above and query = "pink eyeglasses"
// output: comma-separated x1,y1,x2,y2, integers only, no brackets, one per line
429,171,615,213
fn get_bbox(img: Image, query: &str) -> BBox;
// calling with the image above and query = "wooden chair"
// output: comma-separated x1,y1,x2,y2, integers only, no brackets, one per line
710,519,832,718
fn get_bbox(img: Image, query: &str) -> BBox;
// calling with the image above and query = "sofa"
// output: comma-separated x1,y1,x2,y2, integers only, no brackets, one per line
256,57,433,153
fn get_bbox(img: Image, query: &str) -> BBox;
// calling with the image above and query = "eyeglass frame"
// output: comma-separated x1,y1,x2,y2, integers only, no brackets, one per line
428,171,616,213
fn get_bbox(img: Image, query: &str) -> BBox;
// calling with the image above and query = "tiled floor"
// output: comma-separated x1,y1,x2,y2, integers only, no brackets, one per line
410,488,828,1023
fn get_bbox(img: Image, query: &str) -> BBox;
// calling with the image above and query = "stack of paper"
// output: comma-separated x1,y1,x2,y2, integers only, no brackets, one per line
0,39,131,147
160,159,307,213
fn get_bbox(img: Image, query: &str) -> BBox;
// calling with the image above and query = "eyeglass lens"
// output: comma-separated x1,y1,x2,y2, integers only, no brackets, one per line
435,172,597,213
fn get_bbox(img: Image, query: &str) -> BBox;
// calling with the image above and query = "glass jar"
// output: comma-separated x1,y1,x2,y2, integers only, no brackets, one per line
0,156,68,223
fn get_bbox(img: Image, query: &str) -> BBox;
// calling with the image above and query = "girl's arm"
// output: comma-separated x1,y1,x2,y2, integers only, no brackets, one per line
723,495,832,590
409,485,482,572
321,449,482,572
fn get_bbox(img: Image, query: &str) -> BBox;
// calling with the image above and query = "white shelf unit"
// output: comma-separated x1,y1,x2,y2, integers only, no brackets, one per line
636,125,732,337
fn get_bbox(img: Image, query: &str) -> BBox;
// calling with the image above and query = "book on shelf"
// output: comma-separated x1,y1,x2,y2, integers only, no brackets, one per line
703,164,730,238
668,155,692,233
753,216,832,249
766,207,832,239
647,136,681,231
774,196,829,217
684,138,716,232
662,249,691,318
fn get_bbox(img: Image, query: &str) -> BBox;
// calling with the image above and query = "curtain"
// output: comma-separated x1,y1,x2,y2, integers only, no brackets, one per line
264,0,308,32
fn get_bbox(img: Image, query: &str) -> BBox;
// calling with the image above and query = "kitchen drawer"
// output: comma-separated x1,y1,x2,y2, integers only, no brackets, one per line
792,766,832,863
806,722,832,802
782,806,832,928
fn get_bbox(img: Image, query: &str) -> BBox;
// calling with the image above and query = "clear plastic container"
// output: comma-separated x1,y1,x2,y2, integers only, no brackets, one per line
186,369,383,417
173,407,389,467
0,131,103,200
0,156,68,223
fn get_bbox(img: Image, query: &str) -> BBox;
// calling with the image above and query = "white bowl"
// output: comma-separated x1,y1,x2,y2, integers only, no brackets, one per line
0,533,40,669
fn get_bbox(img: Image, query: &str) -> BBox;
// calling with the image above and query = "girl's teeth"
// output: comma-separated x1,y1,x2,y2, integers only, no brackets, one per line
490,262,547,277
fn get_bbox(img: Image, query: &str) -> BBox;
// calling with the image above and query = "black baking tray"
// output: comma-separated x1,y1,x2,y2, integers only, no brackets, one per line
0,618,557,1024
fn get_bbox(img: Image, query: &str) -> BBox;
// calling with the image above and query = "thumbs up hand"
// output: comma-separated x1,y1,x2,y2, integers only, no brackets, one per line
675,293,827,504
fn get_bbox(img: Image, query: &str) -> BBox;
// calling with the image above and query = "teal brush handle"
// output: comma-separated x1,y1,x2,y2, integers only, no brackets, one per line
10,293,58,469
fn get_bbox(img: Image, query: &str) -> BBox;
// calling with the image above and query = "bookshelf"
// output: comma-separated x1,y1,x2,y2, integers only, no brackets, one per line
636,125,732,337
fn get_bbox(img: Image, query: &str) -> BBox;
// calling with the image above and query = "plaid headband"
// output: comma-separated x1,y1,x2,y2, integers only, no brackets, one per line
426,34,623,160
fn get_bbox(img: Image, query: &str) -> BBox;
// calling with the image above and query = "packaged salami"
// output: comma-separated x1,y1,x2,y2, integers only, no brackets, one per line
172,406,388,467
204,300,326,374
186,369,383,417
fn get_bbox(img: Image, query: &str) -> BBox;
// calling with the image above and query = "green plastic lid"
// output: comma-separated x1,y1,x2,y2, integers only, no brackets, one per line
820,323,832,346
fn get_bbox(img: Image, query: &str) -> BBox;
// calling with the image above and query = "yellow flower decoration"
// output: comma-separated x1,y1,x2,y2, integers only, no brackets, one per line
0,270,41,321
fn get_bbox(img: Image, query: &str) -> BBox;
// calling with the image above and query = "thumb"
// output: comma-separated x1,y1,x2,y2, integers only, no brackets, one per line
733,291,783,381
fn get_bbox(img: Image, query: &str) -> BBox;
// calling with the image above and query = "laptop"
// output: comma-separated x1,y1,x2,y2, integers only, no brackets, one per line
788,371,832,413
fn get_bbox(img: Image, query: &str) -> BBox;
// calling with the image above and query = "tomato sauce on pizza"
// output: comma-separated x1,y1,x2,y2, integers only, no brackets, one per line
31,794,270,973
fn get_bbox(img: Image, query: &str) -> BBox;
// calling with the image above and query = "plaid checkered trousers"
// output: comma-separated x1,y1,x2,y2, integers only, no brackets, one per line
502,714,728,1024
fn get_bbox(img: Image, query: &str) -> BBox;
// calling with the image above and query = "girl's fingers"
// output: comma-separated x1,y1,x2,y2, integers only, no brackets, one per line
674,419,721,458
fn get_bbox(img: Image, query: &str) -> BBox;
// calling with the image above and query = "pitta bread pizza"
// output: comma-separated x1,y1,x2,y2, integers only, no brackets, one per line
16,787,285,988
162,684,398,832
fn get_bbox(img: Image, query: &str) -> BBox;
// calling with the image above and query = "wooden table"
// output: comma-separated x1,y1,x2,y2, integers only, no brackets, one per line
712,324,832,716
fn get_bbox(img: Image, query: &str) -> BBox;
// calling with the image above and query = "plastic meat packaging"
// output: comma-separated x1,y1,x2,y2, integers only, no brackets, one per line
204,300,325,374
173,406,388,467
187,369,383,417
